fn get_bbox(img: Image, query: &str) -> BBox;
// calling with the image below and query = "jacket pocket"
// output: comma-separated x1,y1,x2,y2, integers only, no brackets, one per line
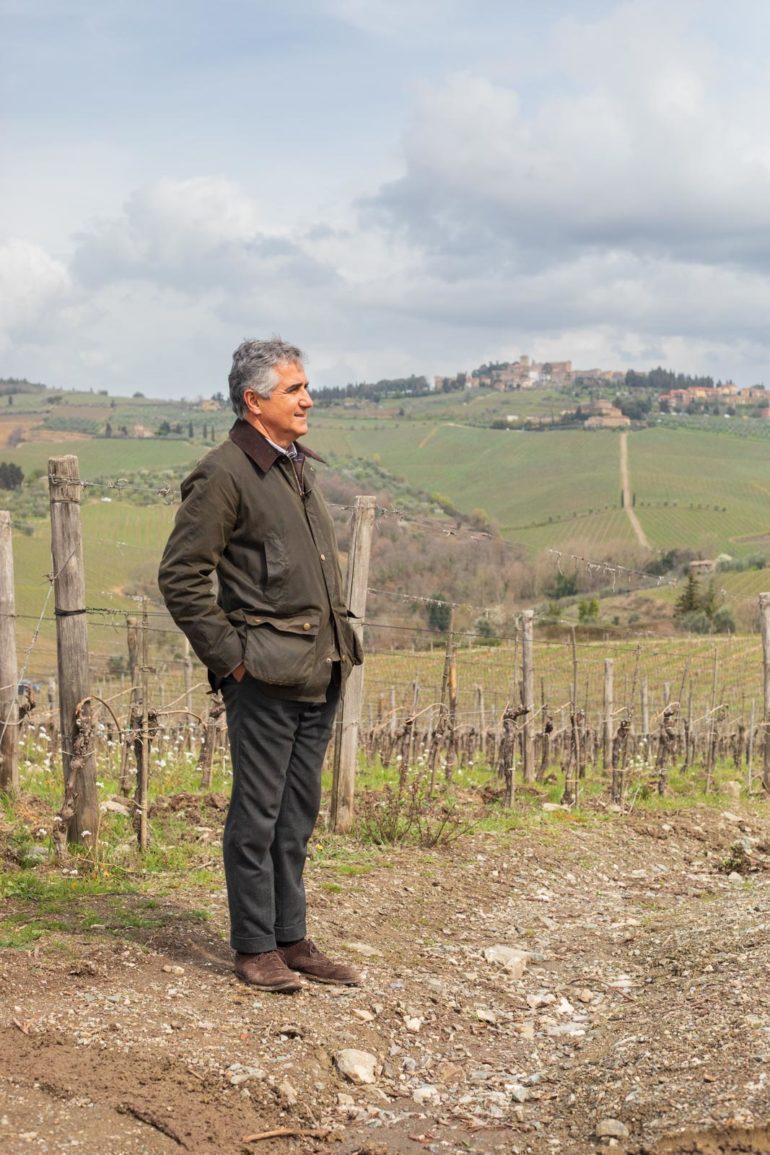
242,612,321,686
338,611,364,667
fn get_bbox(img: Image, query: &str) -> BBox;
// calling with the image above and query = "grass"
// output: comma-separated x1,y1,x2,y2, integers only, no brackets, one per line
0,729,763,952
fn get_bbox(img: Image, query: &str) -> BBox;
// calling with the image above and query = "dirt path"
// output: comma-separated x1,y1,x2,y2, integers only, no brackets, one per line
620,431,651,550
2,804,770,1154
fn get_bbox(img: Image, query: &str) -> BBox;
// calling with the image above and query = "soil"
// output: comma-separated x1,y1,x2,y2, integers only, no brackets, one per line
2,801,770,1155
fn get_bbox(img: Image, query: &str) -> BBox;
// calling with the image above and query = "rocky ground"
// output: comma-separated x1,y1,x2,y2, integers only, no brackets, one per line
1,801,770,1155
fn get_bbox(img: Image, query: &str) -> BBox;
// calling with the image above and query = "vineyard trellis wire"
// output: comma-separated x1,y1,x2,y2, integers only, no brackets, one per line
2,457,770,848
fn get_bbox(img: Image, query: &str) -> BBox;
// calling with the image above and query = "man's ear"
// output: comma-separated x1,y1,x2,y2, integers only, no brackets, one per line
244,389,261,414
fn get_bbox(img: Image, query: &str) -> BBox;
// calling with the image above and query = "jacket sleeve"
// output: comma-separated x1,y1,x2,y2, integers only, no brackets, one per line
158,458,244,678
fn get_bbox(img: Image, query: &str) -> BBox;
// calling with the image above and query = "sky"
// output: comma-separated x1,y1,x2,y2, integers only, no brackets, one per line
3,0,770,396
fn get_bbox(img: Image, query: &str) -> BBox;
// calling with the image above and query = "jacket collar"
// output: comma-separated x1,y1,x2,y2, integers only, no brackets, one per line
228,419,326,472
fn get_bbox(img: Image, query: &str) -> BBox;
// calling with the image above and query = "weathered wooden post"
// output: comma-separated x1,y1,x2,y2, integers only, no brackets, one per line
760,594,770,793
0,511,19,792
48,455,98,844
183,636,194,748
640,677,650,748
603,658,614,770
330,495,376,833
119,616,141,796
138,602,151,850
521,609,535,783
747,698,756,792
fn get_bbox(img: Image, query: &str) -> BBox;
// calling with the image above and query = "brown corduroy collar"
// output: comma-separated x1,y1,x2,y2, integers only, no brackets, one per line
228,419,326,473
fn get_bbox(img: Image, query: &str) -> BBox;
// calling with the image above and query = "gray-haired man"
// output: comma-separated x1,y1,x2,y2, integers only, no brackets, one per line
159,338,363,992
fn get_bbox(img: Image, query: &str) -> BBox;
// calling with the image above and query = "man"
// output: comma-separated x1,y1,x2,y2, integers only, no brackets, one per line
159,337,363,993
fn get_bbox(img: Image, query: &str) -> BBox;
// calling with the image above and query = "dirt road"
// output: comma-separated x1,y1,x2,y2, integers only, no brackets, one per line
2,803,770,1154
620,432,651,550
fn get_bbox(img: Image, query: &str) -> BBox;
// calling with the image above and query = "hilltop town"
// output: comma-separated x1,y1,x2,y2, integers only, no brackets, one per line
435,355,769,429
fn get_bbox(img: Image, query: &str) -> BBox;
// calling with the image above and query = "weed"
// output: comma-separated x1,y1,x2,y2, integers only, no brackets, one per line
355,776,475,848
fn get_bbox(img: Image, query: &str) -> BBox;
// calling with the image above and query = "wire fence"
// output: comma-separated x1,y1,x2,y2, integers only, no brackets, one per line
3,469,770,811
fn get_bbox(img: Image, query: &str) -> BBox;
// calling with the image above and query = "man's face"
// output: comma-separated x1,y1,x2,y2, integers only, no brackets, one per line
245,361,313,447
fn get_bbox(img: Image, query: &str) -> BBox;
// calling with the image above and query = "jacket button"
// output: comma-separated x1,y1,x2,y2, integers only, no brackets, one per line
302,622,311,630
320,553,326,561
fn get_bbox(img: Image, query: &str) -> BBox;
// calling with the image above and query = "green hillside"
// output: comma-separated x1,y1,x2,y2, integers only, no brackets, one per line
2,391,770,676
310,415,770,562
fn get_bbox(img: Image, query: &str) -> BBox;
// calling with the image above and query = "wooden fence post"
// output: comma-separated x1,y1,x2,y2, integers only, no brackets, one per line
183,636,194,748
603,658,614,770
330,496,376,833
138,602,151,850
521,610,535,783
0,511,19,792
119,616,141,797
760,593,770,793
48,455,98,844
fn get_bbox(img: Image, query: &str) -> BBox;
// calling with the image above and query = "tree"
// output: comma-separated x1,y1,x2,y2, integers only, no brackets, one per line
547,571,578,599
578,598,599,622
427,594,451,633
0,462,24,490
700,580,718,619
674,573,700,618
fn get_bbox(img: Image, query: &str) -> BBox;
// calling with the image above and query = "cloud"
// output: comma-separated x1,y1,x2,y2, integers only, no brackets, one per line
0,239,72,353
369,4,770,270
7,2,770,393
73,177,338,293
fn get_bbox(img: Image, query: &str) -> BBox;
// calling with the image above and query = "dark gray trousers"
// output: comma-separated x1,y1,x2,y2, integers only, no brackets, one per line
221,675,340,954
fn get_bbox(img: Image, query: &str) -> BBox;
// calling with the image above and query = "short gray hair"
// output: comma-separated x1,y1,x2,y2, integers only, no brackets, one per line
228,336,306,419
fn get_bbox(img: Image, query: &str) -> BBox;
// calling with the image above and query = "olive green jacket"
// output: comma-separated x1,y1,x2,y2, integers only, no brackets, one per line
158,421,362,702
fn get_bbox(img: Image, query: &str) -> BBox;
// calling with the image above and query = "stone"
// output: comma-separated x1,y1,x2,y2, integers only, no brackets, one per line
277,1078,298,1107
101,800,131,816
412,1084,439,1104
546,1022,586,1038
227,1063,266,1086
335,1049,378,1085
482,945,529,978
476,1007,497,1024
162,965,185,976
510,1084,528,1103
527,991,555,1010
596,1118,629,1139
344,942,383,958
434,1061,465,1086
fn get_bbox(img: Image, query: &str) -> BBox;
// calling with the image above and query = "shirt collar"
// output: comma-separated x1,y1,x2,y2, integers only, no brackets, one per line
228,419,325,472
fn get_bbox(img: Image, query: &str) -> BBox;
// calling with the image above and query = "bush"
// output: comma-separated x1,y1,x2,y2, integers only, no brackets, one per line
676,610,713,634
712,607,736,634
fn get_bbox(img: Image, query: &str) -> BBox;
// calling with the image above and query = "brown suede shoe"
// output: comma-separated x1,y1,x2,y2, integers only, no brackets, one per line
278,938,363,985
234,950,304,993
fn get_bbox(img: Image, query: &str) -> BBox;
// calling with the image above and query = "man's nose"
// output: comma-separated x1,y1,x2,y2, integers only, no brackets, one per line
300,390,313,408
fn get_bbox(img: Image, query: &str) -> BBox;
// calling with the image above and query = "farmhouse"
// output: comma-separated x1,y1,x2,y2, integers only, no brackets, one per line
579,400,631,429
689,559,716,575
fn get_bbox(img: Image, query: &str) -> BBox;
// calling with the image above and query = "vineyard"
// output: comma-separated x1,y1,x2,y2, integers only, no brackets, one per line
2,440,770,1155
